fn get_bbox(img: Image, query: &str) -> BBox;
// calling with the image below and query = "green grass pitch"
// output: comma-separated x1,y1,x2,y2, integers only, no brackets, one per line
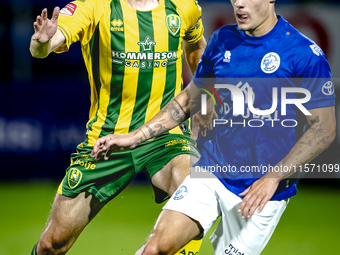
0,181,339,254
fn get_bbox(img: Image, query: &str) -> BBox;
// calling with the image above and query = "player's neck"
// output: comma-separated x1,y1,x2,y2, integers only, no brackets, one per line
125,0,159,11
245,12,278,37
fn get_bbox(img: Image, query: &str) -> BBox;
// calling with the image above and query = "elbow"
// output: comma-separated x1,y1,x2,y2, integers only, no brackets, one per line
327,108,337,145
330,117,336,143
325,124,336,146
329,127,336,144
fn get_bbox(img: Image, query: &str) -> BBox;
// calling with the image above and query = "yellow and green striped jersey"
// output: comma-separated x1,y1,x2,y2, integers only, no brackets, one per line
55,0,204,147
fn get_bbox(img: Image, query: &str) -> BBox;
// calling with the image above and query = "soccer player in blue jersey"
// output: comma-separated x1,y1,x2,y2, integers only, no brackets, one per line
92,0,336,254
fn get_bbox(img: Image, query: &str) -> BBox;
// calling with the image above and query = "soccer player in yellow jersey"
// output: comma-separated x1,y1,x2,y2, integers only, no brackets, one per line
29,0,206,254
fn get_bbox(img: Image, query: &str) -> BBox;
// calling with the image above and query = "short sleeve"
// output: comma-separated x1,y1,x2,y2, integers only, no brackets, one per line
55,0,105,53
193,29,219,87
296,50,335,109
176,0,204,44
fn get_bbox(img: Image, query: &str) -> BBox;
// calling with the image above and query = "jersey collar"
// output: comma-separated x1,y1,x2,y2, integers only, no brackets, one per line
238,15,286,45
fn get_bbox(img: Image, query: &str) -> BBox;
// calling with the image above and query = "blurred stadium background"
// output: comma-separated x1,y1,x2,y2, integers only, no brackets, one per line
1,0,340,254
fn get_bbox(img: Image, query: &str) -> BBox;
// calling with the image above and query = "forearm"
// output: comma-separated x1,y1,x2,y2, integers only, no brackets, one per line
266,112,336,180
184,37,207,76
30,29,65,58
238,107,335,220
131,87,191,143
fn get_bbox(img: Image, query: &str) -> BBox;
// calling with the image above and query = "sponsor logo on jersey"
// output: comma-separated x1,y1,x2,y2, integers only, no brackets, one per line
166,14,181,36
223,51,231,63
74,158,97,170
182,146,191,151
322,81,334,95
137,36,156,51
173,185,188,200
261,52,280,74
111,19,124,32
310,44,323,56
224,243,244,255
68,168,82,189
60,3,78,16
165,139,190,147
111,36,177,69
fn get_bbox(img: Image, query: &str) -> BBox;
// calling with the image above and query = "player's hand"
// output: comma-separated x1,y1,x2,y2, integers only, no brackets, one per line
32,7,60,44
191,99,218,140
238,177,280,219
91,133,139,160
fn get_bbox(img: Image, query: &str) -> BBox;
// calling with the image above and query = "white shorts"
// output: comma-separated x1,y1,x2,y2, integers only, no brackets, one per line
163,171,289,255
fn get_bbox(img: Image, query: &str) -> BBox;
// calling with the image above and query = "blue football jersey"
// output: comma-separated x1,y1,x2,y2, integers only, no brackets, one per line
193,16,335,200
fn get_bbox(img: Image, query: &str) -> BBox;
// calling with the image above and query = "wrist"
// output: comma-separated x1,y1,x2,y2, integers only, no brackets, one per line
264,170,283,182
133,128,147,144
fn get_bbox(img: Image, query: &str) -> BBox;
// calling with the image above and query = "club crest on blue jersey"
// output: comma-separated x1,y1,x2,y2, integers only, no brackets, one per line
261,52,280,74
173,185,188,200
322,81,334,96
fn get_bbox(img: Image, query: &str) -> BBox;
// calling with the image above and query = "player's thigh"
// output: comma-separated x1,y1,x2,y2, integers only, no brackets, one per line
211,188,289,255
163,173,220,235
38,192,105,248
151,154,199,196
136,134,199,202
60,145,137,202
145,209,202,254
139,173,220,254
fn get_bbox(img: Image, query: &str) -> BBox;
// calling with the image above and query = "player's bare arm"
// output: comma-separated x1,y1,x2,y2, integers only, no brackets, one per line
185,37,218,139
91,82,204,160
191,96,217,140
184,37,207,75
239,106,336,219
91,85,190,160
30,7,65,58
275,106,336,171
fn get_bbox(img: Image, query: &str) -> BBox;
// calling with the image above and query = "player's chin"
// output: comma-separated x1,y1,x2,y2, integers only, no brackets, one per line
237,23,250,31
